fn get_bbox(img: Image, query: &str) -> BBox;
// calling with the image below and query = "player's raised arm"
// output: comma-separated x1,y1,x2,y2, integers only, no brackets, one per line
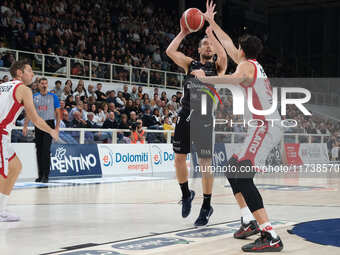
205,26,227,75
204,0,240,64
15,85,59,140
166,23,193,74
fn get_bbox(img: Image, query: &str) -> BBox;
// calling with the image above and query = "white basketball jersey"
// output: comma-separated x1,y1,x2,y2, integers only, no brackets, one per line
0,80,24,133
241,59,281,124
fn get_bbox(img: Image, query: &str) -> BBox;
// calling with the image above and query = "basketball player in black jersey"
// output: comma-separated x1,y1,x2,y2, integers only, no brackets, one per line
166,15,227,226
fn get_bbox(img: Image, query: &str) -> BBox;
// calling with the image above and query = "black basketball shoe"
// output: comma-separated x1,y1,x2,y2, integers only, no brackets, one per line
234,217,260,239
242,231,284,252
194,206,214,227
180,190,195,218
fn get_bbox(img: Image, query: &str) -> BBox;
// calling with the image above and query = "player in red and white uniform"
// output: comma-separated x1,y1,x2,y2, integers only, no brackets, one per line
235,59,282,168
0,61,58,222
191,1,284,252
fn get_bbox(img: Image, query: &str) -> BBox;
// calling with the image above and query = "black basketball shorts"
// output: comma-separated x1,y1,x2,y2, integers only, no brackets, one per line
173,109,214,158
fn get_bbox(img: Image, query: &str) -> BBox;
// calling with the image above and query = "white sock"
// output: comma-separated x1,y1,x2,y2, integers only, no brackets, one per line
260,222,278,239
0,193,9,211
240,207,255,224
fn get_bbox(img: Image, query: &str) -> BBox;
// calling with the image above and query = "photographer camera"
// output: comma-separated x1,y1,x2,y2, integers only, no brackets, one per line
130,119,145,144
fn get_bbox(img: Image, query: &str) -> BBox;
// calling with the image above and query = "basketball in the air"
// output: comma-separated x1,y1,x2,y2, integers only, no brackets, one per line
180,8,205,33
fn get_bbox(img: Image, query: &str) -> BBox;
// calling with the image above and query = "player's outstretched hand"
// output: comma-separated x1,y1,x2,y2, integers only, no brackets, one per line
191,69,206,78
204,0,217,23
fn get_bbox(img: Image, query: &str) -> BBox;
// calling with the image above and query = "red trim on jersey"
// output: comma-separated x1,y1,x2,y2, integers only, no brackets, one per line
12,82,24,106
239,83,248,89
0,82,24,130
239,60,257,87
246,60,265,121
8,153,16,161
0,135,6,178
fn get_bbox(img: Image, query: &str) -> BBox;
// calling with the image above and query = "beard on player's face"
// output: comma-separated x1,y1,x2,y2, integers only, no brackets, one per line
201,54,213,60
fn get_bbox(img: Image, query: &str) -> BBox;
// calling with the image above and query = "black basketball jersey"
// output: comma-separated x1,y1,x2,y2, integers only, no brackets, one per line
180,60,218,112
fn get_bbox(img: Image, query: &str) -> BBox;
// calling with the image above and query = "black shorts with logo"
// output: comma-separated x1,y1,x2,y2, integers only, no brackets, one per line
173,108,214,158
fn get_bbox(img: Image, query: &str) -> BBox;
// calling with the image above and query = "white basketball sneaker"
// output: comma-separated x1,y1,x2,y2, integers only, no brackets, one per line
0,210,20,222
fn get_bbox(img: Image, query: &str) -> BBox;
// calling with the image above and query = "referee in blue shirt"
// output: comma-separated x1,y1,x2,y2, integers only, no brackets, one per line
23,77,60,183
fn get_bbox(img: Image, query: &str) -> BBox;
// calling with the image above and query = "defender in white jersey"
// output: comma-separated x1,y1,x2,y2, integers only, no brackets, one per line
191,1,284,252
0,61,58,222
235,59,282,168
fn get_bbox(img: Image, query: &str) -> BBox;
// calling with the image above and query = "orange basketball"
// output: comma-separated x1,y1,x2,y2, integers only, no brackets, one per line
180,8,205,33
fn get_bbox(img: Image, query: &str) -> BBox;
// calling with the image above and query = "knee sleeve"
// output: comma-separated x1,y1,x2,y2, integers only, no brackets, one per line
236,160,264,212
226,156,240,194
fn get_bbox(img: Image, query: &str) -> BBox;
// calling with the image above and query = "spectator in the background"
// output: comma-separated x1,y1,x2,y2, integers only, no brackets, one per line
163,116,174,141
108,102,120,119
168,95,179,111
152,48,162,64
97,104,108,126
2,75,9,82
171,116,178,128
53,80,63,100
134,98,142,115
129,111,138,124
137,86,143,99
86,112,100,128
124,99,135,117
61,85,72,101
65,80,73,92
160,91,168,103
115,91,126,108
130,86,138,101
141,98,151,112
88,95,96,106
176,91,182,103
152,108,162,126
117,113,131,143
162,108,170,122
95,83,107,102
73,80,87,99
168,104,177,118
122,85,130,100
61,111,72,127
65,95,76,109
69,101,87,122
74,95,81,105
59,100,68,120
319,122,329,134
106,90,116,104
153,99,163,113
141,107,155,127
72,111,87,128
31,78,40,94
151,93,159,108
102,112,118,129
87,84,97,99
